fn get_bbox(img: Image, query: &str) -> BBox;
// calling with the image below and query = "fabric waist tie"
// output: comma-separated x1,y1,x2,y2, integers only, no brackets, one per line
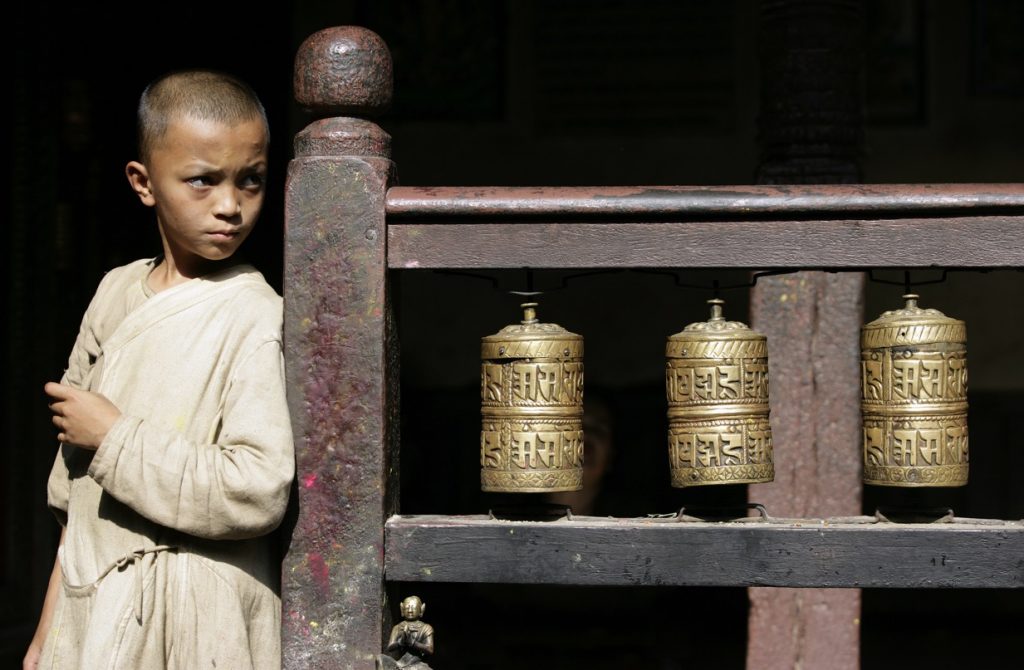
64,545,176,623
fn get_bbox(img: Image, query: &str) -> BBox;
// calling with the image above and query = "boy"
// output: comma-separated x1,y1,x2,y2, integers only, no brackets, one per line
24,71,294,670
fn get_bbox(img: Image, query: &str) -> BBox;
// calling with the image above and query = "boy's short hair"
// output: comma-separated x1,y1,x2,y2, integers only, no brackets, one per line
137,70,268,161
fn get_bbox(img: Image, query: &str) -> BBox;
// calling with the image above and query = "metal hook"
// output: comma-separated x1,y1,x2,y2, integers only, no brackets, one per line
867,269,951,288
673,503,772,523
434,269,500,289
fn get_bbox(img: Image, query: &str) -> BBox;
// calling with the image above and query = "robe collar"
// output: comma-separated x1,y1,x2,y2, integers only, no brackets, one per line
101,261,265,356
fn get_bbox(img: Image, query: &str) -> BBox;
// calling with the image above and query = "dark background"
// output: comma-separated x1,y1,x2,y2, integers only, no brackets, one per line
5,1,1024,667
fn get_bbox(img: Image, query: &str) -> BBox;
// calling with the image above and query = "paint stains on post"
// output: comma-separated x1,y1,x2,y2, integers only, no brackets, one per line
307,553,330,594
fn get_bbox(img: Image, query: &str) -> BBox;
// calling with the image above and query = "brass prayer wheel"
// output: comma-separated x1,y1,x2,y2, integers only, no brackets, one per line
480,302,584,492
861,294,968,487
665,299,774,487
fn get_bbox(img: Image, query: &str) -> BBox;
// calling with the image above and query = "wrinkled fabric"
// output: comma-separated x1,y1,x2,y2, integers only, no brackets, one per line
41,259,294,669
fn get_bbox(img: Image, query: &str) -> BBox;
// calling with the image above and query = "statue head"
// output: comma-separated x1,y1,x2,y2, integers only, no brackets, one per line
400,596,425,621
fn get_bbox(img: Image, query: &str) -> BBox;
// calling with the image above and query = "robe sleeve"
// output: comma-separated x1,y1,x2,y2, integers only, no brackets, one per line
46,274,108,523
46,451,72,526
86,338,295,540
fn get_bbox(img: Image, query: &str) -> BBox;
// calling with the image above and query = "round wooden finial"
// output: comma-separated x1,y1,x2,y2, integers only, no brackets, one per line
294,26,393,116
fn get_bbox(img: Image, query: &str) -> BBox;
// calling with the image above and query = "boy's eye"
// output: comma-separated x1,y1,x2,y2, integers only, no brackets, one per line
186,176,214,188
241,173,265,189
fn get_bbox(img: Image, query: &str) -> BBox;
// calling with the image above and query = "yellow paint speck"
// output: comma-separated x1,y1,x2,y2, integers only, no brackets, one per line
780,294,789,303
422,567,432,576
310,621,319,628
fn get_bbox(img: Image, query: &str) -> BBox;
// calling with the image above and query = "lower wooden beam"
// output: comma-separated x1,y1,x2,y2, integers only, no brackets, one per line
385,515,1024,589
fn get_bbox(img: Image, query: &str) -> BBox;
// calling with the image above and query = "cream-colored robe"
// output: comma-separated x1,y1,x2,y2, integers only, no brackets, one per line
41,259,294,669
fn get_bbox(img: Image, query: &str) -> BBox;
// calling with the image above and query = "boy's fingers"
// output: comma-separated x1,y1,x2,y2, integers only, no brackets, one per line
44,382,71,399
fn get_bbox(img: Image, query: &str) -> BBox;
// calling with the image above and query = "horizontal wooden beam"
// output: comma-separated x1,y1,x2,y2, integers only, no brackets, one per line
387,216,1024,269
386,184,1024,219
385,515,1024,588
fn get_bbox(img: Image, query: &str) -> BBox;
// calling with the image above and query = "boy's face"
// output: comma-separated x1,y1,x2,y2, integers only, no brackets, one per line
126,115,268,274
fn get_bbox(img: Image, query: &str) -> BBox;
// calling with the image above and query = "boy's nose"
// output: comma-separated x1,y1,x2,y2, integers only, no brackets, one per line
214,188,243,218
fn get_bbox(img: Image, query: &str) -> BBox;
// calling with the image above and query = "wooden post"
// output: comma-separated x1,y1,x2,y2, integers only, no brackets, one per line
281,27,398,669
749,2,864,669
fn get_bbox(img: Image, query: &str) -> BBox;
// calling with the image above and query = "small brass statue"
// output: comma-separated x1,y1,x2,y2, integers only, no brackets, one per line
379,596,434,670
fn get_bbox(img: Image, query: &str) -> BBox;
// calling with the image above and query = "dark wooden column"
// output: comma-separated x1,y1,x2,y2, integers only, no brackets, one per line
748,2,865,669
281,27,398,669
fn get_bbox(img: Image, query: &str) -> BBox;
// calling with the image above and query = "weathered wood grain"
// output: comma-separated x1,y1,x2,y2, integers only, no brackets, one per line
750,272,865,670
283,27,399,670
386,184,1024,218
385,515,1024,588
387,217,1024,269
283,151,396,670
749,4,866,664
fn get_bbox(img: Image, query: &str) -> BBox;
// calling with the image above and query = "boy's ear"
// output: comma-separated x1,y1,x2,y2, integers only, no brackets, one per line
125,161,156,207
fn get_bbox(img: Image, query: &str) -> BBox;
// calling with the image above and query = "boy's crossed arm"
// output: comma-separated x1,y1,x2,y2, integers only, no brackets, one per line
45,382,121,450
46,339,293,541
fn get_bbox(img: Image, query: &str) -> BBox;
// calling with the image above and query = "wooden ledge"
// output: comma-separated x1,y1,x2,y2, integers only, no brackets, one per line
385,514,1024,589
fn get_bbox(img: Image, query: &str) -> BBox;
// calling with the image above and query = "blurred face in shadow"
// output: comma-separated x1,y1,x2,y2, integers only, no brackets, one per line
549,398,613,515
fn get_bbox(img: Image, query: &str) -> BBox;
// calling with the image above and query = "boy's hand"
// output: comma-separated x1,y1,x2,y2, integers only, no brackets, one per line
23,638,42,669
45,382,121,450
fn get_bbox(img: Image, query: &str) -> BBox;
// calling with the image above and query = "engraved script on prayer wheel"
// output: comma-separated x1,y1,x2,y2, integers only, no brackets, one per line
666,299,774,487
480,303,584,492
861,294,968,487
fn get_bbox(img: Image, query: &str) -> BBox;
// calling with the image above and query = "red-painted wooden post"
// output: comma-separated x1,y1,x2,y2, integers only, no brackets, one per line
748,1,864,668
282,27,398,669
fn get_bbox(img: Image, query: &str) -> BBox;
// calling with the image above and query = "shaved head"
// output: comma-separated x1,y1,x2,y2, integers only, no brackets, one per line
137,70,268,161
